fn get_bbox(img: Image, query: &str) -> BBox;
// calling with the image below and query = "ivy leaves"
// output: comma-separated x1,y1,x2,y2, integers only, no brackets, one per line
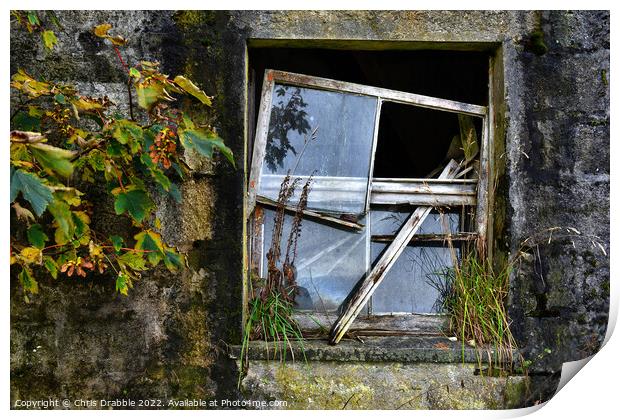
10,22,229,299
28,143,75,178
41,30,58,50
179,129,235,167
11,11,61,51
113,188,154,223
93,23,128,46
10,168,53,216
173,76,213,106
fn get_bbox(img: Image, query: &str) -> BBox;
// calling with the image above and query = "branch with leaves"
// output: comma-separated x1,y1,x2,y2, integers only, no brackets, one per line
10,21,234,300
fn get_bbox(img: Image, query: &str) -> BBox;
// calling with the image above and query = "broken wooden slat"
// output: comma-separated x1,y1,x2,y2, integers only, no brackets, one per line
372,178,476,184
371,232,478,244
249,206,265,277
267,70,487,117
256,196,364,231
329,160,462,344
365,99,383,213
370,192,475,206
371,180,476,196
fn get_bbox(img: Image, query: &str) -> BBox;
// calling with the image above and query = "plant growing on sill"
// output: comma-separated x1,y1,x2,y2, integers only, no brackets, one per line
238,173,312,387
438,225,607,375
440,250,519,374
239,122,320,386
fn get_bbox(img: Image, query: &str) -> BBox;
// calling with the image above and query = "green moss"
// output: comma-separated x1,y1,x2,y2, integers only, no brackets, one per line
272,364,375,409
503,378,528,408
172,11,210,29
170,365,212,401
179,308,211,367
526,30,548,56
601,279,610,296
601,69,608,86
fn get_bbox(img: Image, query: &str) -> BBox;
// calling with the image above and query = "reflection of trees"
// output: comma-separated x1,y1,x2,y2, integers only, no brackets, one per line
265,86,311,172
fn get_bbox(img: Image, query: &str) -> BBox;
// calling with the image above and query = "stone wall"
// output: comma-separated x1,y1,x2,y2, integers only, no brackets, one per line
10,10,609,409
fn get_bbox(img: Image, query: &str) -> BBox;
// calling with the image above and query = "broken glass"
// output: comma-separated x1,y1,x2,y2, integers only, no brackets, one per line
258,84,378,216
261,208,368,312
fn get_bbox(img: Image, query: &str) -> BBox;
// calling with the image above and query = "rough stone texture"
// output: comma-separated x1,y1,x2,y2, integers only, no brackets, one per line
503,10,610,373
242,361,529,410
10,10,244,405
10,10,609,409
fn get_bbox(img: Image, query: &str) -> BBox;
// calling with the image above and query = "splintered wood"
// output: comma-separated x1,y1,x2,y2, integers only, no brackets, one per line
328,159,462,345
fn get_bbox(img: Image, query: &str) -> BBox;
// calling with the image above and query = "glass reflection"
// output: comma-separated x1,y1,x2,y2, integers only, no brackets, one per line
259,84,377,216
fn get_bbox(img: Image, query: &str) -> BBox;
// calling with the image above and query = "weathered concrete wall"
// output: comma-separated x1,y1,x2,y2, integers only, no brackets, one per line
243,361,528,410
10,10,245,404
504,10,610,373
10,10,609,409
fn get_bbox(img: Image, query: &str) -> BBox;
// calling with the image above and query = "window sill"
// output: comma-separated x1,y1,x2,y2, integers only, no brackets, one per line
229,336,501,364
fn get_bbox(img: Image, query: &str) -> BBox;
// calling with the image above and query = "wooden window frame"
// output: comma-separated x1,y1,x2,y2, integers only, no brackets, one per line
247,69,491,343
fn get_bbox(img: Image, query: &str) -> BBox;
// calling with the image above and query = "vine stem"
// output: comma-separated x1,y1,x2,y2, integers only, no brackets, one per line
112,45,135,121
113,46,129,73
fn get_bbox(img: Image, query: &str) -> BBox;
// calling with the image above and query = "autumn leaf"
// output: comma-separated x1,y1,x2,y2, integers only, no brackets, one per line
18,267,39,294
134,230,164,266
93,23,128,46
93,23,112,37
28,143,75,178
163,248,184,271
117,252,148,271
12,202,35,223
11,69,51,97
135,80,175,110
111,119,143,153
41,30,58,50
43,256,59,279
110,235,124,252
115,272,130,295
20,247,43,265
27,224,48,249
173,76,212,106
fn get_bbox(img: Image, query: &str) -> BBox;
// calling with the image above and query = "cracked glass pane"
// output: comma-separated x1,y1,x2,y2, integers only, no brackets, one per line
261,208,368,312
258,84,377,216
369,209,460,314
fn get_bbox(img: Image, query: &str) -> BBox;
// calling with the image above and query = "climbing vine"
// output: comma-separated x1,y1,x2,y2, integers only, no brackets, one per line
10,16,233,300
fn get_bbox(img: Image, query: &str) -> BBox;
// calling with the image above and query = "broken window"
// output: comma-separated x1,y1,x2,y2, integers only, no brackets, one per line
248,69,489,344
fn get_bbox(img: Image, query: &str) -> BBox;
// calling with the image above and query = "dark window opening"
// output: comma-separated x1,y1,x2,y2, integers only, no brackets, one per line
249,47,488,133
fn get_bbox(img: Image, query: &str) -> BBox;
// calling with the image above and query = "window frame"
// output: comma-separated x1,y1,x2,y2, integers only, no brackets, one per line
247,69,491,342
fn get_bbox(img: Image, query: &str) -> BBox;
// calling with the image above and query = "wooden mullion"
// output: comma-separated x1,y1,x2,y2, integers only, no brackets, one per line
247,71,276,216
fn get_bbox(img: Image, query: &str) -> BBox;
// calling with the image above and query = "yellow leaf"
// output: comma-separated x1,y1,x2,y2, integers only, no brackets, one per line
93,23,112,38
174,75,212,106
41,30,58,50
108,35,128,46
20,247,43,265
93,23,128,46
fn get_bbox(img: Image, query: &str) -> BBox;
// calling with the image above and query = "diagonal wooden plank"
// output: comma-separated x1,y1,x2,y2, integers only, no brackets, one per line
328,159,462,345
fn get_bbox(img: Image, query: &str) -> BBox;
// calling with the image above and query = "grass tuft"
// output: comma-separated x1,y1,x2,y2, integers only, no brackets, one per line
441,251,519,373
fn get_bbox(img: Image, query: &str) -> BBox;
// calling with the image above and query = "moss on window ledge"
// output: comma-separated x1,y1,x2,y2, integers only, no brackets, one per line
229,336,522,365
